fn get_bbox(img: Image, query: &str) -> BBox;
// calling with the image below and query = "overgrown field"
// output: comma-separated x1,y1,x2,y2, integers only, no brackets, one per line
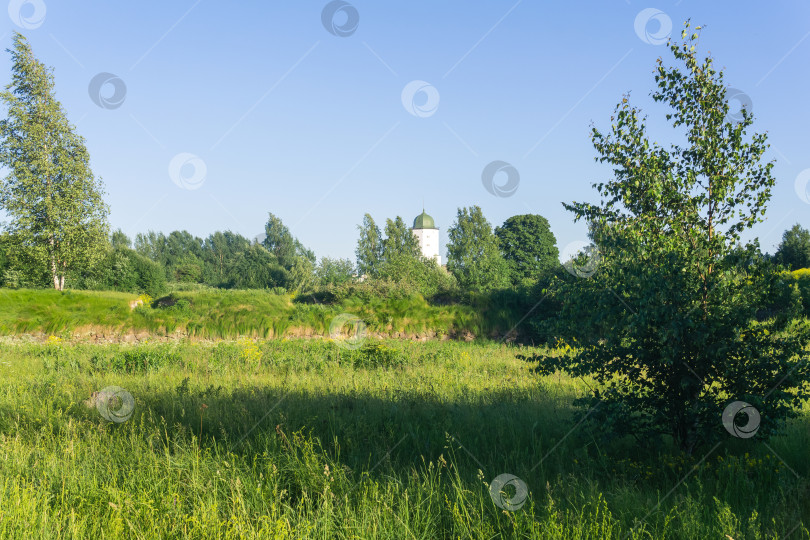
0,338,807,538
0,288,496,340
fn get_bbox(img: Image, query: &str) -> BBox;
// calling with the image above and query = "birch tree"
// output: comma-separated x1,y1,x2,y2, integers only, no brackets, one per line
0,33,109,290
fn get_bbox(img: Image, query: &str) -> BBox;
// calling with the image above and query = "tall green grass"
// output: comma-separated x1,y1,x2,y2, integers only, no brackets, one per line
0,288,489,341
0,338,806,538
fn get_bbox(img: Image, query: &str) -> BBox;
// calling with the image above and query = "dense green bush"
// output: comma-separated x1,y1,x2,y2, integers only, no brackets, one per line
129,251,168,296
151,293,193,316
168,254,204,283
756,269,803,324
345,340,406,369
303,271,458,306
65,247,167,296
222,244,289,289
791,268,810,313
315,257,355,287
89,346,183,374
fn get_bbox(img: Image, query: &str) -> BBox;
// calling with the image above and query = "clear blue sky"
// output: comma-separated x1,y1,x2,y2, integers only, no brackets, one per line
1,1,808,263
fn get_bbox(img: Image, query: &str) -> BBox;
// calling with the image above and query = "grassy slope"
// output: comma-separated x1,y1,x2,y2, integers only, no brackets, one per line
0,288,485,340
0,339,807,538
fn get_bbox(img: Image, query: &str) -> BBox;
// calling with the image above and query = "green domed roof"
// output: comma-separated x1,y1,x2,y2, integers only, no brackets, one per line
413,210,436,229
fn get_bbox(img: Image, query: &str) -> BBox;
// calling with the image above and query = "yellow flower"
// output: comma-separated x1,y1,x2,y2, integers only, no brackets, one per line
238,337,262,363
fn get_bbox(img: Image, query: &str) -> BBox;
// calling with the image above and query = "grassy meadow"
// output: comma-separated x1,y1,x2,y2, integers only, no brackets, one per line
0,288,492,341
0,336,808,539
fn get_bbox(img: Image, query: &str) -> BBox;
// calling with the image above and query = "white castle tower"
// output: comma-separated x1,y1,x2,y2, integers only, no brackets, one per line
411,209,441,265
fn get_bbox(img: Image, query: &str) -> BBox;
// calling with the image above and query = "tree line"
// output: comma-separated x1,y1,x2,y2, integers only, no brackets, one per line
0,30,807,304
0,205,564,297
0,32,563,301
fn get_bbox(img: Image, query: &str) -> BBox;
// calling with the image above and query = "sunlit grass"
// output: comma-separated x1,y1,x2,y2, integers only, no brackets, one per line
0,288,485,341
0,338,806,538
